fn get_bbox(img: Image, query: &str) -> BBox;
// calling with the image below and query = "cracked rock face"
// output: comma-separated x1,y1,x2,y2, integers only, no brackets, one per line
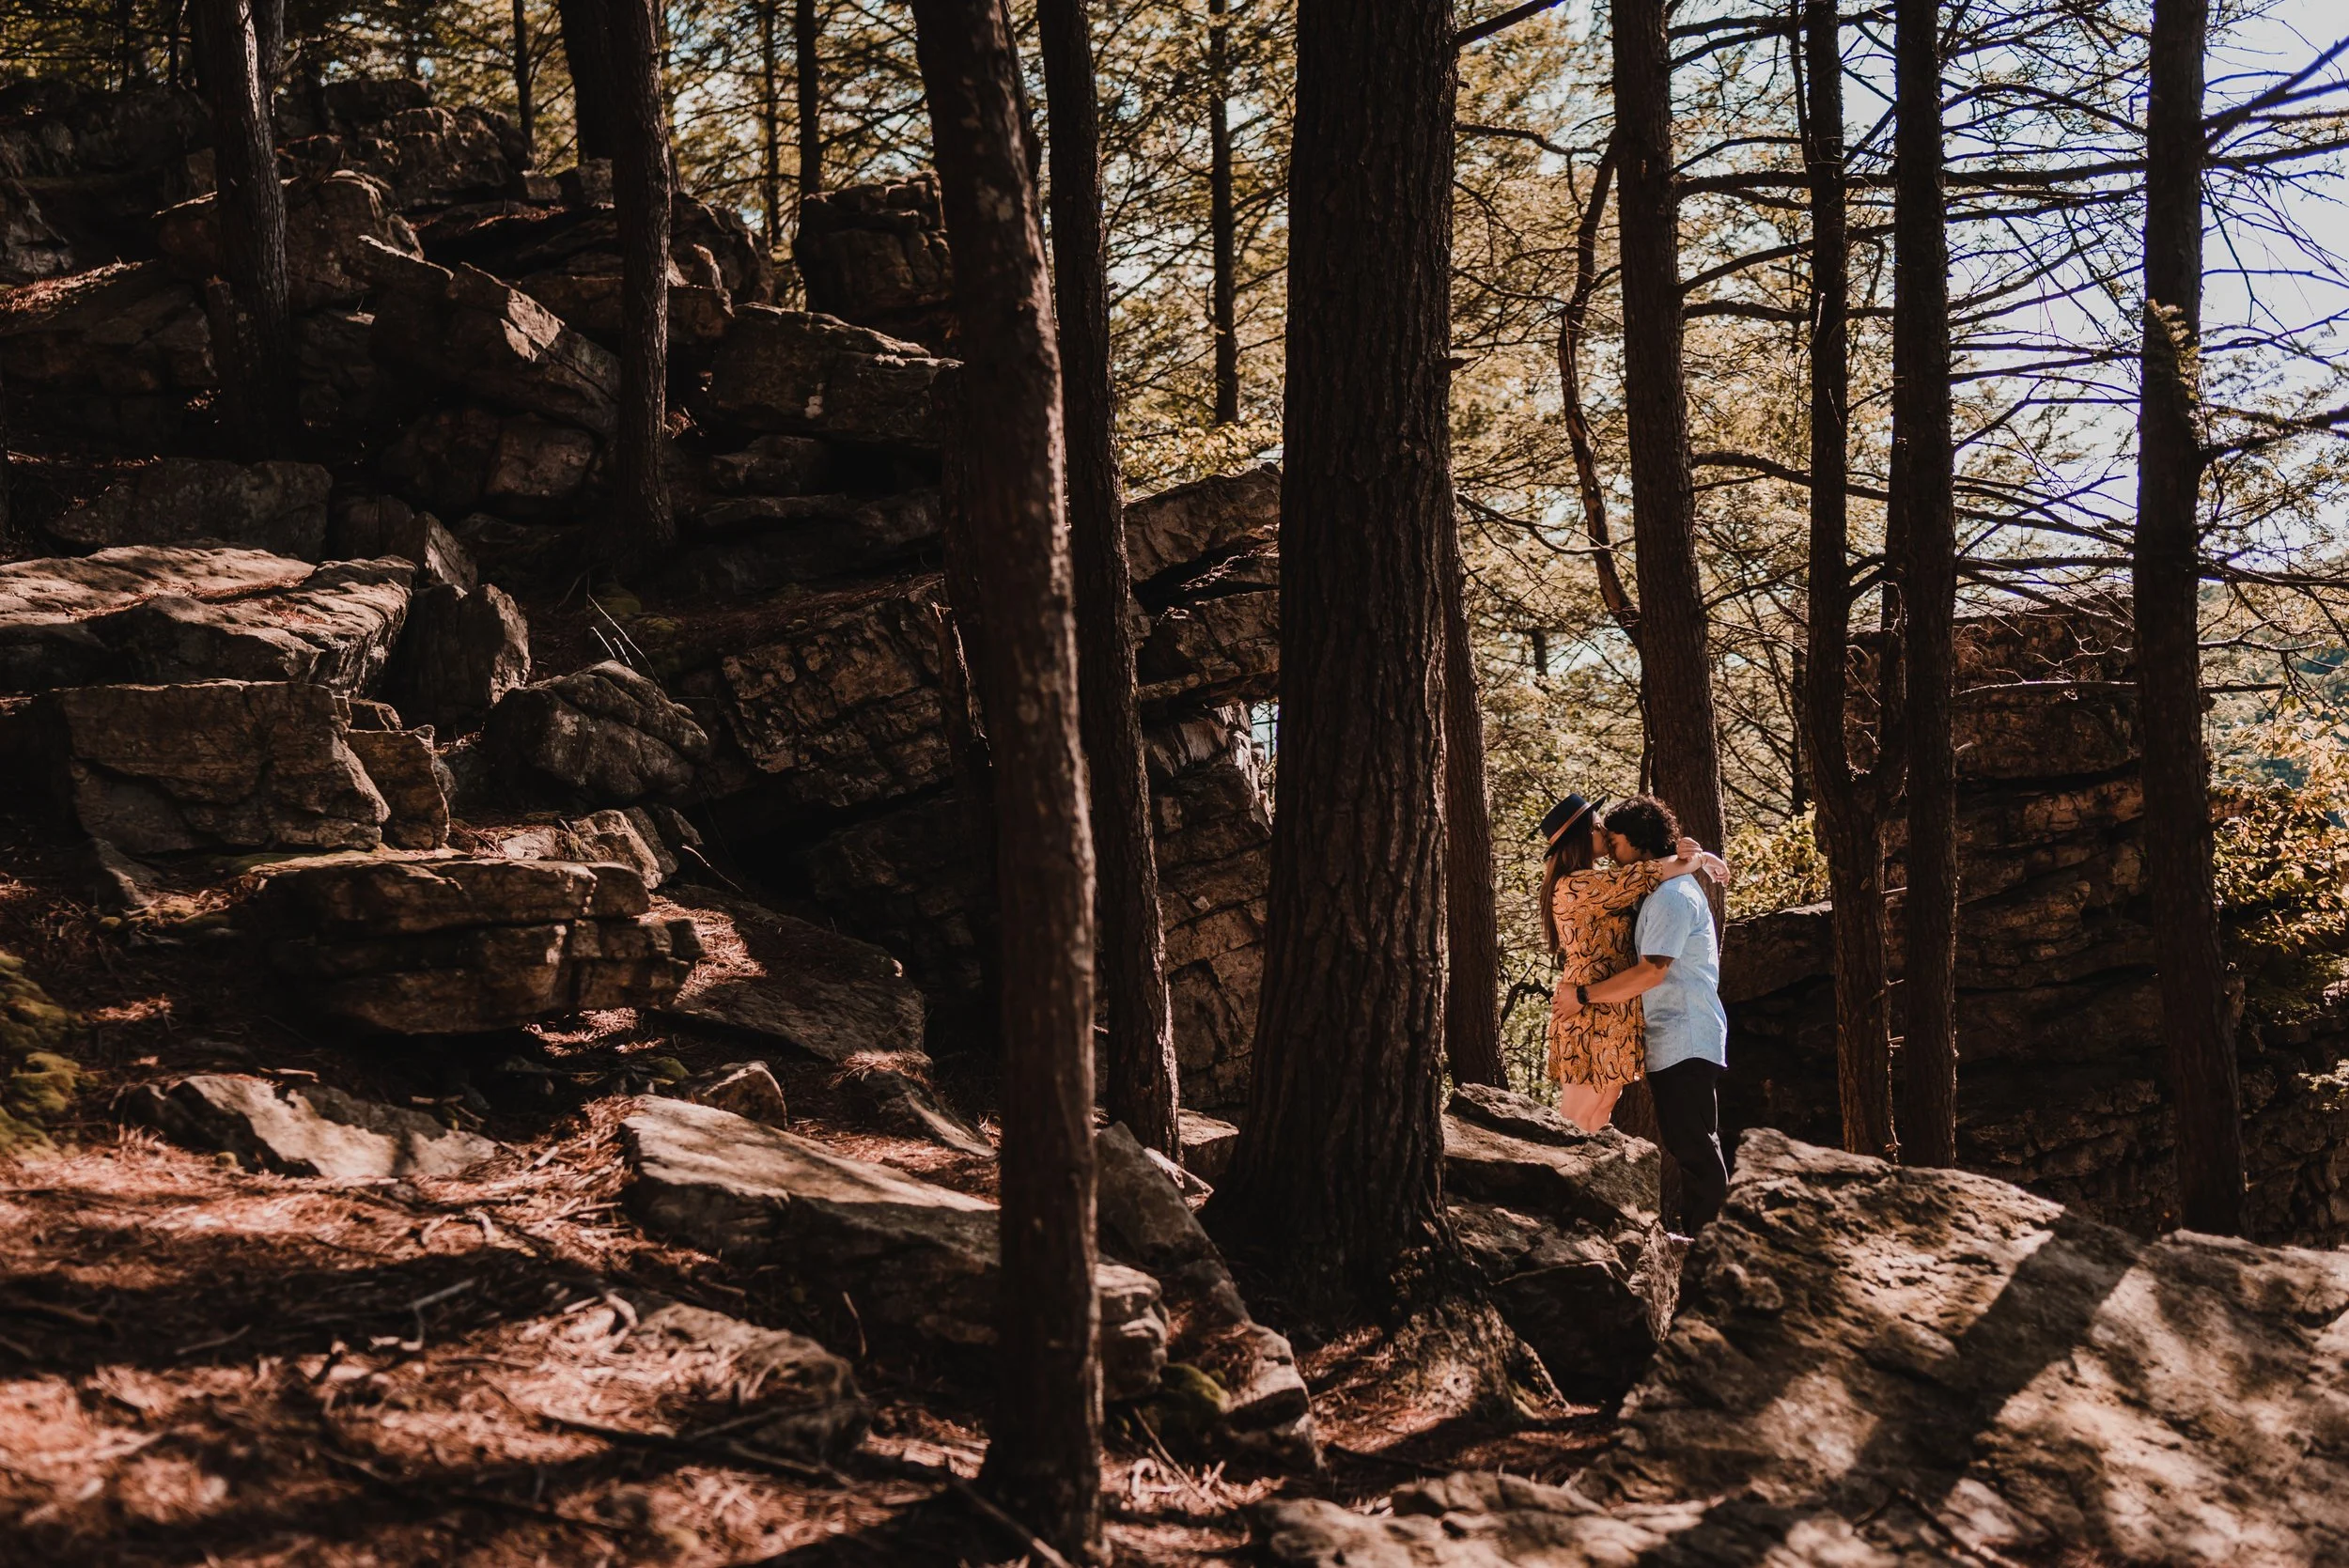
481,660,709,805
622,1095,1168,1400
155,169,422,313
48,679,389,855
706,306,948,448
388,581,531,737
259,858,702,1033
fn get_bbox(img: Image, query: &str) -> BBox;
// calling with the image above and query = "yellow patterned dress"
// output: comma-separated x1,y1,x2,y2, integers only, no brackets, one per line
1546,859,1669,1094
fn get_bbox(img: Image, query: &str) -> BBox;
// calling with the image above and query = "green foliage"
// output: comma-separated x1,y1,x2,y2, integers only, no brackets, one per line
2214,709,2349,1022
1724,810,1830,920
0,950,78,1157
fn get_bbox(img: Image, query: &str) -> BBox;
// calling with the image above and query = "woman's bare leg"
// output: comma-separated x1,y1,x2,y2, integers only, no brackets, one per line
1557,1079,1623,1133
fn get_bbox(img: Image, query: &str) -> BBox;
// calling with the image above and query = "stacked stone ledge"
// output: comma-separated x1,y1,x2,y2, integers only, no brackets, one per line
258,858,701,1034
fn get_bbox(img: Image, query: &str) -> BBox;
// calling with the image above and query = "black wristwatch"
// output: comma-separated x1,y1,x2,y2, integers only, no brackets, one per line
1575,984,1590,1006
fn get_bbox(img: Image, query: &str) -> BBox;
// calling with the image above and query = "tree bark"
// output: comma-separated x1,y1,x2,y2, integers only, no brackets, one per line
1037,0,1181,1157
1217,0,1455,1311
513,0,536,163
909,1,1102,1553
1206,0,1239,424
758,0,782,244
1800,0,1896,1159
2139,0,2240,1234
1441,524,1505,1089
1557,141,1637,642
193,0,296,458
557,0,619,162
795,0,821,198
1892,0,1957,1168
602,0,673,565
1610,0,1724,857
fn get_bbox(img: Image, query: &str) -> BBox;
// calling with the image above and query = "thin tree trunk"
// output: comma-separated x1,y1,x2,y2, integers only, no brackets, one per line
254,0,282,89
603,0,673,564
909,1,1101,1553
1558,141,1636,641
1038,0,1181,1157
758,0,782,245
795,0,821,198
1801,0,1895,1159
1218,0,1456,1311
1611,0,1725,858
1441,524,1505,1088
1206,0,1238,424
557,0,619,161
1892,0,1957,1168
193,0,295,458
513,0,535,163
2139,0,2239,1234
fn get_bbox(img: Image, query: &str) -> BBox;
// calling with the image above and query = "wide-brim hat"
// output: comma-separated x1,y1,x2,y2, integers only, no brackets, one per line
1539,793,1600,852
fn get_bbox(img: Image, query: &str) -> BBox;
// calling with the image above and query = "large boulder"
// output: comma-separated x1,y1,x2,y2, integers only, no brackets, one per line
360,238,619,436
705,307,948,448
386,581,530,735
623,1095,1168,1399
135,1073,496,1179
78,557,414,693
47,458,334,560
342,725,450,851
155,169,422,312
46,680,388,855
715,579,953,810
0,262,213,450
792,176,956,350
1264,1129,2349,1566
661,889,927,1064
1096,1123,1316,1470
259,858,702,1033
481,660,709,804
417,191,773,307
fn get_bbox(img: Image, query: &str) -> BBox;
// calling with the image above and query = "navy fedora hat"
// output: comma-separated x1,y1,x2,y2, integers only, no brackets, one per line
1538,793,1600,852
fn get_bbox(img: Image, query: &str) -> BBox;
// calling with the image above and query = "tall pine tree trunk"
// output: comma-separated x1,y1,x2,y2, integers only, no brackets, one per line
513,0,535,163
2138,0,2239,1234
557,0,618,161
1441,525,1505,1088
1611,0,1724,856
1206,0,1238,424
604,0,672,563
1892,0,1958,1168
909,0,1102,1551
1038,0,1181,1157
795,0,821,197
194,0,295,458
1803,0,1896,1158
1219,0,1455,1310
758,0,782,244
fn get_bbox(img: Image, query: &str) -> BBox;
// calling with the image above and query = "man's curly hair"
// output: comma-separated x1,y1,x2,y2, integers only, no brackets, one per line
1603,795,1681,861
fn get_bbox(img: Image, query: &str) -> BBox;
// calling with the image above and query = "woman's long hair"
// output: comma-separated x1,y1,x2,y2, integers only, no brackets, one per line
1539,820,1597,956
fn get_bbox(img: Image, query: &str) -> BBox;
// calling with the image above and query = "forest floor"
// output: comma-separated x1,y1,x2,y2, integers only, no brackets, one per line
0,812,1620,1568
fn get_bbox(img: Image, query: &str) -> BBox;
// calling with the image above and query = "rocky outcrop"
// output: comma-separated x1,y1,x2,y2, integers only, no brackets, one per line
622,1095,1169,1399
360,238,620,436
287,102,524,212
47,458,333,560
417,191,773,312
661,889,928,1064
1124,464,1279,590
76,556,414,692
1148,707,1272,1109
155,169,422,312
667,489,943,600
792,177,956,350
46,680,388,854
480,660,709,805
1443,1084,1682,1405
1263,1130,2349,1567
1136,546,1279,708
0,544,312,691
705,307,948,448
259,858,702,1033
134,1073,497,1178
1097,1123,1316,1470
387,580,530,735
342,725,451,850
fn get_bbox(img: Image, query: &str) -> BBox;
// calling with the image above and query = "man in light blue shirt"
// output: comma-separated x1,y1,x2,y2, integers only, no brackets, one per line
1553,795,1732,1228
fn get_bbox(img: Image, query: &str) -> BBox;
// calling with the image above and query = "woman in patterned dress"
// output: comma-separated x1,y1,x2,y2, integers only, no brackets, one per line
1537,795,1723,1131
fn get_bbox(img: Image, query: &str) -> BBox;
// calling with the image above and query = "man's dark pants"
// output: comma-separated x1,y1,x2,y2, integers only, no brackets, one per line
1648,1059,1729,1230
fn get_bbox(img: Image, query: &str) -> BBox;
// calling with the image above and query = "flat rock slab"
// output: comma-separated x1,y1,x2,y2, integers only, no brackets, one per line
622,1096,1167,1400
49,458,334,559
1266,1129,2349,1567
0,547,412,695
662,889,926,1065
136,1073,497,1179
706,307,948,447
1443,1083,1659,1233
